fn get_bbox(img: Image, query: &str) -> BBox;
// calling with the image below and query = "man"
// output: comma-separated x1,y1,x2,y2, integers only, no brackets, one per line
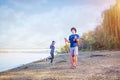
65,27,80,69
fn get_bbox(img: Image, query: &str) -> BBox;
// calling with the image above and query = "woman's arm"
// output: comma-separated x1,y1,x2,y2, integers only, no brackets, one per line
64,38,70,43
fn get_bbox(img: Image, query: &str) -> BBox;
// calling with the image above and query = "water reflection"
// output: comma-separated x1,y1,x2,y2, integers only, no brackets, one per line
0,52,50,72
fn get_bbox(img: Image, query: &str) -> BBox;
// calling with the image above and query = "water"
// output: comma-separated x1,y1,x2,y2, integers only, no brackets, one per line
0,51,50,72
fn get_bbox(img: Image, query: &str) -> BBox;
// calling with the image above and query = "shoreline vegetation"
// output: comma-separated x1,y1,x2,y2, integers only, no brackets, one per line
0,51,120,80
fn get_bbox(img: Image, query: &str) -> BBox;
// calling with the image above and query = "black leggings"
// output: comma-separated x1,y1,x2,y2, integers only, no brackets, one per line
50,53,54,63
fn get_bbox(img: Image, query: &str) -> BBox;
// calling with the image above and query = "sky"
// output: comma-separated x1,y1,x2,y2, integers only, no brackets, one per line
0,0,116,49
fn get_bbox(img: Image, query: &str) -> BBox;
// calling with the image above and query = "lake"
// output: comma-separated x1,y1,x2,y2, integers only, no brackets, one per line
0,51,50,72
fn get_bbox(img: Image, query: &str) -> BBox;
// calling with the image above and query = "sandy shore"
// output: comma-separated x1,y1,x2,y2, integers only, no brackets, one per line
0,51,120,80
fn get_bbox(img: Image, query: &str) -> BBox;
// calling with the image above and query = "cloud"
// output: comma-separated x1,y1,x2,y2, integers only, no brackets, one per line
0,0,115,48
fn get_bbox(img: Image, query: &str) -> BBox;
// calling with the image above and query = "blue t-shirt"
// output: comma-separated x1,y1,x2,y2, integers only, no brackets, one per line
69,34,80,47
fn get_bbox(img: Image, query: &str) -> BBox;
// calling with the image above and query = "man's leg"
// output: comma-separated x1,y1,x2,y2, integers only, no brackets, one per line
74,55,77,66
75,47,78,66
70,48,74,68
71,56,74,67
73,47,78,67
71,55,77,69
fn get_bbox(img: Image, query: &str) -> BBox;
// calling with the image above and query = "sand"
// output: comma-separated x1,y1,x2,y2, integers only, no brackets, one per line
0,51,120,80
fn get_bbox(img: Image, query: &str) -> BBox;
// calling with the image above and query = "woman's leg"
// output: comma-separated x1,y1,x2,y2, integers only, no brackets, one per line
50,53,54,63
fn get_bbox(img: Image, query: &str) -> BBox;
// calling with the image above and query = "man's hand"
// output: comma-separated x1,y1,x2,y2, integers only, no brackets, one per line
73,36,79,42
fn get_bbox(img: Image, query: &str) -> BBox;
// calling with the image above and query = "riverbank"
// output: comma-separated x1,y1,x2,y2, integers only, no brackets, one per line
0,52,50,72
0,51,120,80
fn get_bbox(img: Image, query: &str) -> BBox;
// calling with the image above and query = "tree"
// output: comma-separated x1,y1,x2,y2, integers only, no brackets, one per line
102,0,120,49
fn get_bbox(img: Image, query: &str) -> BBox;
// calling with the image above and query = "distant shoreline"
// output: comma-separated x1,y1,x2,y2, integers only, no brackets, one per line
0,48,50,53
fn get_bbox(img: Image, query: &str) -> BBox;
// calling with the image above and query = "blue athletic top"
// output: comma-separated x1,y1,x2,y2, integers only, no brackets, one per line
50,44,55,54
69,34,80,47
